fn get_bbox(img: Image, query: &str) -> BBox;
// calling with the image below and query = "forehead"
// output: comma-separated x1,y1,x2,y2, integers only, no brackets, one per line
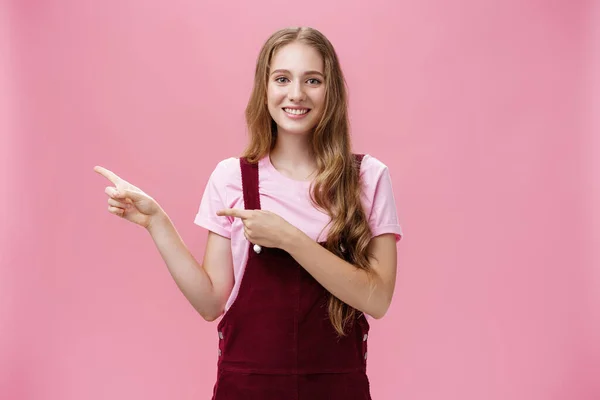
270,42,324,74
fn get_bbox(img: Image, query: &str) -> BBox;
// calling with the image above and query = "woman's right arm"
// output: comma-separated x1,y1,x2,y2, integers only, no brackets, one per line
147,212,234,321
94,165,234,322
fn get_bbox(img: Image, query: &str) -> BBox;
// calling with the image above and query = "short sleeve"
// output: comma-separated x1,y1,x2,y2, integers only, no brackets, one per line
364,158,403,243
194,161,233,239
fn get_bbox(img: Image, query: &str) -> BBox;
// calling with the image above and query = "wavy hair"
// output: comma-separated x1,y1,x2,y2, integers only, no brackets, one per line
241,27,373,336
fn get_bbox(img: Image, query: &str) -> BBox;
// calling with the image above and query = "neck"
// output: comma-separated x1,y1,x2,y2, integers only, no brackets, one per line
270,129,317,178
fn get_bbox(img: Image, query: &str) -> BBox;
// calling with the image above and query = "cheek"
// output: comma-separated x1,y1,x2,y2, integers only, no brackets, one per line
266,97,280,118
311,92,326,118
265,88,276,113
312,89,326,108
267,85,285,105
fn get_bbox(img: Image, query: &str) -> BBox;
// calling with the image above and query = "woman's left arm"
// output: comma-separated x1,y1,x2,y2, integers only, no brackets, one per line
282,229,397,319
215,208,399,319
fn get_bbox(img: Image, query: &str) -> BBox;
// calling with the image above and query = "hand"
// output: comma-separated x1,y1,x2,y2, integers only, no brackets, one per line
216,208,298,250
94,166,162,229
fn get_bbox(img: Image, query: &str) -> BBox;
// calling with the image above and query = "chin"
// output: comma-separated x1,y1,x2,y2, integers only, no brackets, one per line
276,124,317,136
276,117,321,135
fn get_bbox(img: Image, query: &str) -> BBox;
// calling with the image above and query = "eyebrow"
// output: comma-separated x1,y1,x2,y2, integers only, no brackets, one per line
270,69,324,77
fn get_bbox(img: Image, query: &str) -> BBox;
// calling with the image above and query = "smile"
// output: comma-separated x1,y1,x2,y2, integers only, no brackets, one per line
283,108,310,115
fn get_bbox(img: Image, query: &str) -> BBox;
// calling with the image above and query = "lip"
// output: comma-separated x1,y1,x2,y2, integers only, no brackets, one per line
282,107,311,120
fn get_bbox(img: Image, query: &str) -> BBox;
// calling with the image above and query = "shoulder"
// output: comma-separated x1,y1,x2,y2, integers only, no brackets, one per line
358,154,390,182
210,157,242,182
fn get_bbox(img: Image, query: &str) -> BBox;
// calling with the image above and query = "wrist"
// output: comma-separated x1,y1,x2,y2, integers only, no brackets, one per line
146,208,169,235
280,224,305,253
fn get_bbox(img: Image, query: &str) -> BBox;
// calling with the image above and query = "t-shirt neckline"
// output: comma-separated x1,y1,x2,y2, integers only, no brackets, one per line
260,154,313,188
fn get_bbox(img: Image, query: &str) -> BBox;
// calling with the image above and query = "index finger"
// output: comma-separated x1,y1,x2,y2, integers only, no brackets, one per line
216,208,251,219
94,166,122,185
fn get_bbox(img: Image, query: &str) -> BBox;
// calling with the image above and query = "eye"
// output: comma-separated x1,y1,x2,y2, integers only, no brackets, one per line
307,78,321,85
275,76,289,83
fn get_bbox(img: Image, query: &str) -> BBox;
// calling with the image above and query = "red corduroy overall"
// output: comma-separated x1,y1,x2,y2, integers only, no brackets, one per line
211,155,371,400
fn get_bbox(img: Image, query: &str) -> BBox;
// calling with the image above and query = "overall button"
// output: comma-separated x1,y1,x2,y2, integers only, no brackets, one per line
218,349,222,357
363,334,368,341
364,352,368,360
218,331,224,340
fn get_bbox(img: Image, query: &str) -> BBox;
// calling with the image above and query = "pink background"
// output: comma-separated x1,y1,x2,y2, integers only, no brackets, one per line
2,0,598,399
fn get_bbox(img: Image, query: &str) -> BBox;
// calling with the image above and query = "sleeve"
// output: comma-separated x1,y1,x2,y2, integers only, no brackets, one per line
368,166,404,243
193,162,232,239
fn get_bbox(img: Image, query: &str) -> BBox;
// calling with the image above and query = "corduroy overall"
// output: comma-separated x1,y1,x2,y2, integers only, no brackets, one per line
211,155,371,400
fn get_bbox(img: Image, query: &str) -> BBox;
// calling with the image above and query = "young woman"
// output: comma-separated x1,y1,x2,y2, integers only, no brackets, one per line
95,26,402,399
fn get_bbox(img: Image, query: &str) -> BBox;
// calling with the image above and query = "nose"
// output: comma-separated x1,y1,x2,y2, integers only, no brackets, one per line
288,81,305,102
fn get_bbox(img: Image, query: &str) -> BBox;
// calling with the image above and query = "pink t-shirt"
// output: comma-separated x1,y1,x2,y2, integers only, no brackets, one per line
194,154,403,311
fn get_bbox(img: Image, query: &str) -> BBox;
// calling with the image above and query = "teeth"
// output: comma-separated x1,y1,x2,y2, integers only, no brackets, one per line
284,108,309,115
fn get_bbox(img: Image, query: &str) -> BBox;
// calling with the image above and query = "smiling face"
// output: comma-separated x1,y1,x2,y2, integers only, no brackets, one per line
266,41,326,137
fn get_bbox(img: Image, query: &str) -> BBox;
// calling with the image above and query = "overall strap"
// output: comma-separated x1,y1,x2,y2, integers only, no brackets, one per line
354,153,365,169
240,157,261,211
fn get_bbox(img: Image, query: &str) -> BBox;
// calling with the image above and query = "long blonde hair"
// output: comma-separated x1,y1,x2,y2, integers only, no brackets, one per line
241,27,373,336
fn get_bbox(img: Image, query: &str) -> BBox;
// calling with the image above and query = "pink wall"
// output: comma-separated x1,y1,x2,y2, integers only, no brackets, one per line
583,1,600,397
1,1,21,397
3,0,598,399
